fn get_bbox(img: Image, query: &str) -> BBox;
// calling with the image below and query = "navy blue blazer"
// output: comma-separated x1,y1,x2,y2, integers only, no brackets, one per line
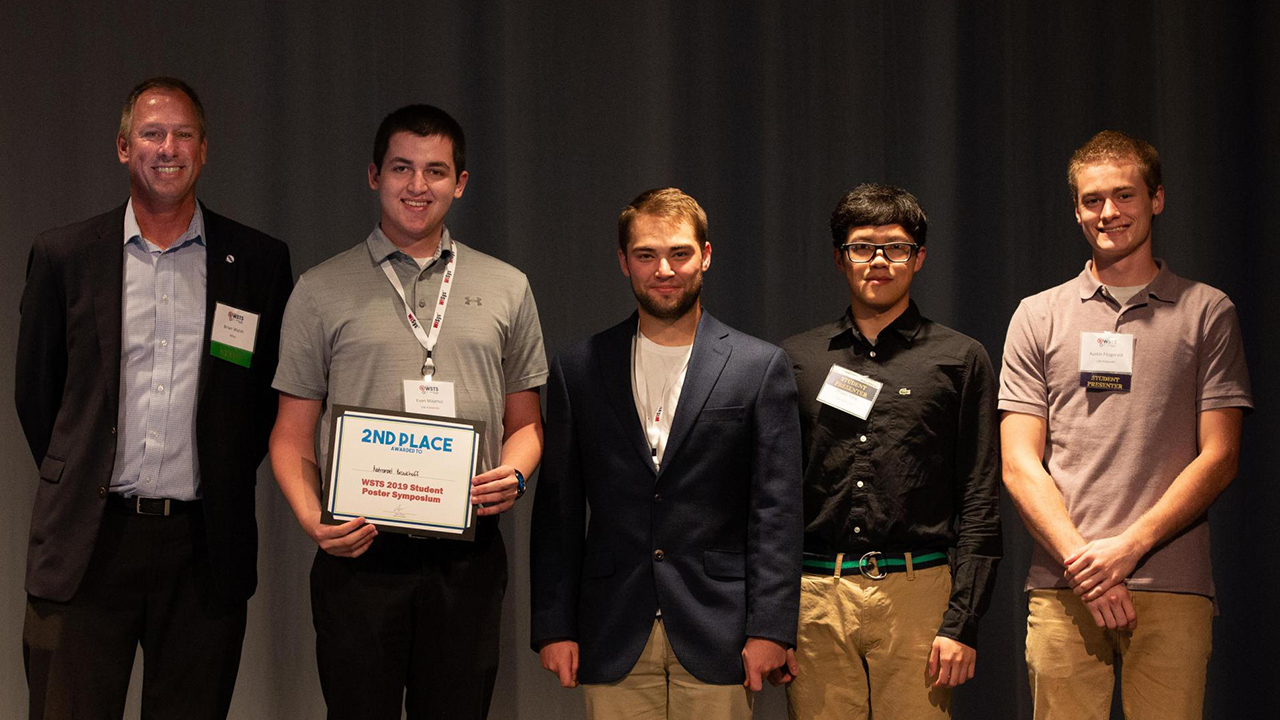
530,311,802,685
15,202,293,603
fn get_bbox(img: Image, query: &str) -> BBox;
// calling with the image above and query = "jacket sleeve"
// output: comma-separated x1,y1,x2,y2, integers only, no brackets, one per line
529,353,586,649
745,346,803,646
15,237,68,468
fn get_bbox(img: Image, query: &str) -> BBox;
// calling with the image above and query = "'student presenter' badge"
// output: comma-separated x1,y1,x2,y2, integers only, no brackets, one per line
1079,332,1135,391
816,364,884,420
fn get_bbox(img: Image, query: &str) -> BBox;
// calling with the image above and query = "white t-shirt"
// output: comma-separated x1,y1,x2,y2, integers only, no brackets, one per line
631,332,693,471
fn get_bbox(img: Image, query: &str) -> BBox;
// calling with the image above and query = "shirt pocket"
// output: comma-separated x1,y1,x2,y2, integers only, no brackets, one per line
884,361,963,442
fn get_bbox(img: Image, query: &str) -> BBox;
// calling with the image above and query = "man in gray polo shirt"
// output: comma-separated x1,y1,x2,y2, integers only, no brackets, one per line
1000,130,1252,719
269,104,547,719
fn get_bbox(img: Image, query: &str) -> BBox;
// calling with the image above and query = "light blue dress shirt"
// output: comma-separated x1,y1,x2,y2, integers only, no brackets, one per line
110,199,207,500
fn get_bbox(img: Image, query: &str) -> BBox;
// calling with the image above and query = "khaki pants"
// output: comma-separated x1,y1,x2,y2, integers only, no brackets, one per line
583,619,753,720
787,563,952,720
1026,588,1213,720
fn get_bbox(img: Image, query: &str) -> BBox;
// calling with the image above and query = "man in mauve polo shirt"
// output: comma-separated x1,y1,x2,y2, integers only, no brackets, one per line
1000,130,1252,720
780,184,1001,719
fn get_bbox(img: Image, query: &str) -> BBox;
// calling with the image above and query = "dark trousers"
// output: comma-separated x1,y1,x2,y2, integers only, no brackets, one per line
23,501,247,720
310,526,508,720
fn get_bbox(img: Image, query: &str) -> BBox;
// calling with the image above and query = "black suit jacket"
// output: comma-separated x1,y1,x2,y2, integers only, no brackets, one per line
530,311,802,685
15,202,293,603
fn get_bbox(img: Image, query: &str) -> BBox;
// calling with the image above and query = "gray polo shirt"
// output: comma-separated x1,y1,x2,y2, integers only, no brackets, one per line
999,260,1252,597
273,227,548,475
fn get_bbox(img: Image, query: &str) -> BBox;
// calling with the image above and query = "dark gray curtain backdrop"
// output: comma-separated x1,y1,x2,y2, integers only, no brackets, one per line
2,2,1276,718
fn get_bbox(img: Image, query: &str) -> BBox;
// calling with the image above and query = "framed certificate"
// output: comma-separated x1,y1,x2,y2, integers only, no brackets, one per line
322,405,484,541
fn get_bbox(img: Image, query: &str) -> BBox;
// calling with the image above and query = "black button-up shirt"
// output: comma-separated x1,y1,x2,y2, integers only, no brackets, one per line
781,302,1001,646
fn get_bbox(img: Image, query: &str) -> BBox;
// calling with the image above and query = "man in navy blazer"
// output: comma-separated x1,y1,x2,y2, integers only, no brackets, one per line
531,188,802,719
14,77,292,719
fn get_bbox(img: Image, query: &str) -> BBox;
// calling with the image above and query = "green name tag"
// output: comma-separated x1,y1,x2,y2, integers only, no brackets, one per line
210,340,253,368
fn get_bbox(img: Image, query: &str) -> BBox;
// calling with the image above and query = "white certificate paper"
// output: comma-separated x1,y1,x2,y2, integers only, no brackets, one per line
323,406,483,540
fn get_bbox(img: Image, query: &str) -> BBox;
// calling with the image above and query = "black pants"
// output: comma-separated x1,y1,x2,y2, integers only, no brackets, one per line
23,501,247,720
310,526,508,720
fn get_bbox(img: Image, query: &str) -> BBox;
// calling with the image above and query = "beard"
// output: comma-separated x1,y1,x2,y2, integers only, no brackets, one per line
633,273,703,321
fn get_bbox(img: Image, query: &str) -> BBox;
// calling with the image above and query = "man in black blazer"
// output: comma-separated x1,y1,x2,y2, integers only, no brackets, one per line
14,77,292,719
531,188,802,719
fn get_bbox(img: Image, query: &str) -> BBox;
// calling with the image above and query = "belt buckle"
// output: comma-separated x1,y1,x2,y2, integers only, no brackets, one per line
858,551,886,580
135,497,171,516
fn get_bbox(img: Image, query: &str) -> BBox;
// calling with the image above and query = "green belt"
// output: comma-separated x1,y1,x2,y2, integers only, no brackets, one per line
802,550,948,579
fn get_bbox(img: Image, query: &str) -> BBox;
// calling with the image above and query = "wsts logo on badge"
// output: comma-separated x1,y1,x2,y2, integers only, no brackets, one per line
418,384,439,395
227,309,246,324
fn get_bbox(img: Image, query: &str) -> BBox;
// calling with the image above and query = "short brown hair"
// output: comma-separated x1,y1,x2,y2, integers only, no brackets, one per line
1068,130,1162,200
118,76,206,139
618,188,709,251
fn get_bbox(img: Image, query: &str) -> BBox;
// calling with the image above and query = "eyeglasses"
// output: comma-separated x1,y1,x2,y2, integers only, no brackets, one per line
839,241,919,264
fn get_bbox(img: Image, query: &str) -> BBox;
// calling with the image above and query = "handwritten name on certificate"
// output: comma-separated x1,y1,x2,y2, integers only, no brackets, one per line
324,406,483,541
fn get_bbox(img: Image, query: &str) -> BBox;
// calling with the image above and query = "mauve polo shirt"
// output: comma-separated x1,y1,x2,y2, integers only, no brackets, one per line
999,260,1252,597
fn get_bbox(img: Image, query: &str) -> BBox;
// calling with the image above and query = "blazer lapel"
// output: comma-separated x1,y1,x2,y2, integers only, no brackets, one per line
596,313,657,473
89,205,127,414
658,311,731,478
199,208,240,399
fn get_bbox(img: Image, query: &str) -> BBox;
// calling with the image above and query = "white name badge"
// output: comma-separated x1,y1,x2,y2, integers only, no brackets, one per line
816,364,884,420
1079,332,1135,391
209,302,260,368
404,380,457,417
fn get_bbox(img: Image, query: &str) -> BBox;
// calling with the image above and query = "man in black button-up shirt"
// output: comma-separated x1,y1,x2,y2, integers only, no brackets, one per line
778,184,1001,720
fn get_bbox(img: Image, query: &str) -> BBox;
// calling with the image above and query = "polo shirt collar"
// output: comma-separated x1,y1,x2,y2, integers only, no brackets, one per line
123,197,206,250
365,225,454,265
1143,260,1180,303
1076,258,1179,305
831,300,925,346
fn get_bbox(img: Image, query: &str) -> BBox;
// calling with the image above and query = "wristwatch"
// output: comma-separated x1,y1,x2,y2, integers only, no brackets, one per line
513,468,526,499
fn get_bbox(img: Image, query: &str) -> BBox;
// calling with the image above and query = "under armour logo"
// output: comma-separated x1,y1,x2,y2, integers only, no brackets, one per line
463,296,483,306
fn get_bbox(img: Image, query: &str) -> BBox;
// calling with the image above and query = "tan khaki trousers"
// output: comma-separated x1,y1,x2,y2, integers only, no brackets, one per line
787,563,952,720
1026,589,1213,720
583,619,753,720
